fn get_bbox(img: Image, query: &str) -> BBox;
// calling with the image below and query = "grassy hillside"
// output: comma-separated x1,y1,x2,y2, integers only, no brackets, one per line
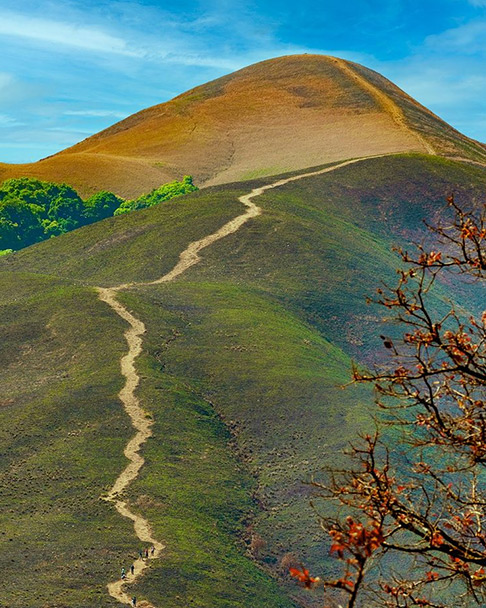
0,187,243,286
107,155,486,604
0,280,294,608
1,155,486,606
116,283,371,606
0,273,134,607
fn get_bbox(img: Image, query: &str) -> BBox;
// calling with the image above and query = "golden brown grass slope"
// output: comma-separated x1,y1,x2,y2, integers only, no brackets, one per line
0,54,485,198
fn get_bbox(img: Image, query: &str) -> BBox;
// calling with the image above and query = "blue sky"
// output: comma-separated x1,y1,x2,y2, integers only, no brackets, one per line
0,0,485,162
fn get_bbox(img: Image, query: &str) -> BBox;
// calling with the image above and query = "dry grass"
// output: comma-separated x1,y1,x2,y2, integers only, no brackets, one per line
0,54,484,197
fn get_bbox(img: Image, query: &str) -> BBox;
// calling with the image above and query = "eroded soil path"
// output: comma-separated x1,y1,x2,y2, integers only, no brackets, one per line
95,153,400,606
332,57,437,156
97,287,163,608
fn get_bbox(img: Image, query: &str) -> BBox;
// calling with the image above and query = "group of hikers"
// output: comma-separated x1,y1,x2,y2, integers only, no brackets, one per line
120,546,156,606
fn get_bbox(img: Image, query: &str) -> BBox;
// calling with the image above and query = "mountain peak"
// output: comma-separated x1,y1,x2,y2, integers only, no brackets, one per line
1,54,485,197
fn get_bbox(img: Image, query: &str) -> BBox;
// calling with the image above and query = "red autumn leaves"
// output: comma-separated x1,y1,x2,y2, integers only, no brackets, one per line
289,517,384,598
289,195,486,607
289,566,320,589
329,517,383,560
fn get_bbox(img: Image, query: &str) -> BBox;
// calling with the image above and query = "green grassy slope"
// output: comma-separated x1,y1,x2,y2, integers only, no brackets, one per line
106,155,486,605
0,273,134,607
1,155,486,606
0,198,298,607
115,284,371,606
0,188,243,286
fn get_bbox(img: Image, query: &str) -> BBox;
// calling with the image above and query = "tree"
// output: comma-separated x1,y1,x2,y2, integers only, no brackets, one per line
0,175,199,250
307,195,486,608
83,191,123,222
0,177,49,206
0,178,85,244
113,175,198,215
46,184,84,227
0,196,44,248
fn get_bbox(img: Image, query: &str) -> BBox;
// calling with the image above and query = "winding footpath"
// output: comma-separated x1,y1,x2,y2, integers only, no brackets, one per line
95,153,419,606
332,57,437,156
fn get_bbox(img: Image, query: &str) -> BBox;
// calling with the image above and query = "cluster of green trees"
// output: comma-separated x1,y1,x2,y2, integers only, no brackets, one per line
114,175,197,215
0,175,197,252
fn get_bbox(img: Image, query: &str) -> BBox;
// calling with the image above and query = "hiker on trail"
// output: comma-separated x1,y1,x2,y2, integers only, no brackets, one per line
139,549,143,560
144,548,149,559
121,567,126,580
130,564,135,575
132,598,137,607
151,546,155,556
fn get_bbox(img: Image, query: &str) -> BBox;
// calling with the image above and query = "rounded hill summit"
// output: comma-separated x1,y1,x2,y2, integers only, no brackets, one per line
1,54,484,196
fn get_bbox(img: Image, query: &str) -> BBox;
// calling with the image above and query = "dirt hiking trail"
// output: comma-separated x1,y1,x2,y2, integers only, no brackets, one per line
332,57,437,156
95,153,402,606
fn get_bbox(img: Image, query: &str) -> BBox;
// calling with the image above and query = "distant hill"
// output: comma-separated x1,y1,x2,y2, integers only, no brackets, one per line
1,55,485,197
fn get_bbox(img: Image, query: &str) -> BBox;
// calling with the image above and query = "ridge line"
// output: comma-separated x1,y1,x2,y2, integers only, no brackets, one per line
331,57,436,156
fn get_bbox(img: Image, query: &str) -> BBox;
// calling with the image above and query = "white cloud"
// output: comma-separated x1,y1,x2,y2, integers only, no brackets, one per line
46,127,96,137
0,5,326,73
64,109,127,118
0,9,266,71
0,71,41,108
390,62,486,107
0,10,141,56
156,52,247,70
425,20,486,54
0,113,24,127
